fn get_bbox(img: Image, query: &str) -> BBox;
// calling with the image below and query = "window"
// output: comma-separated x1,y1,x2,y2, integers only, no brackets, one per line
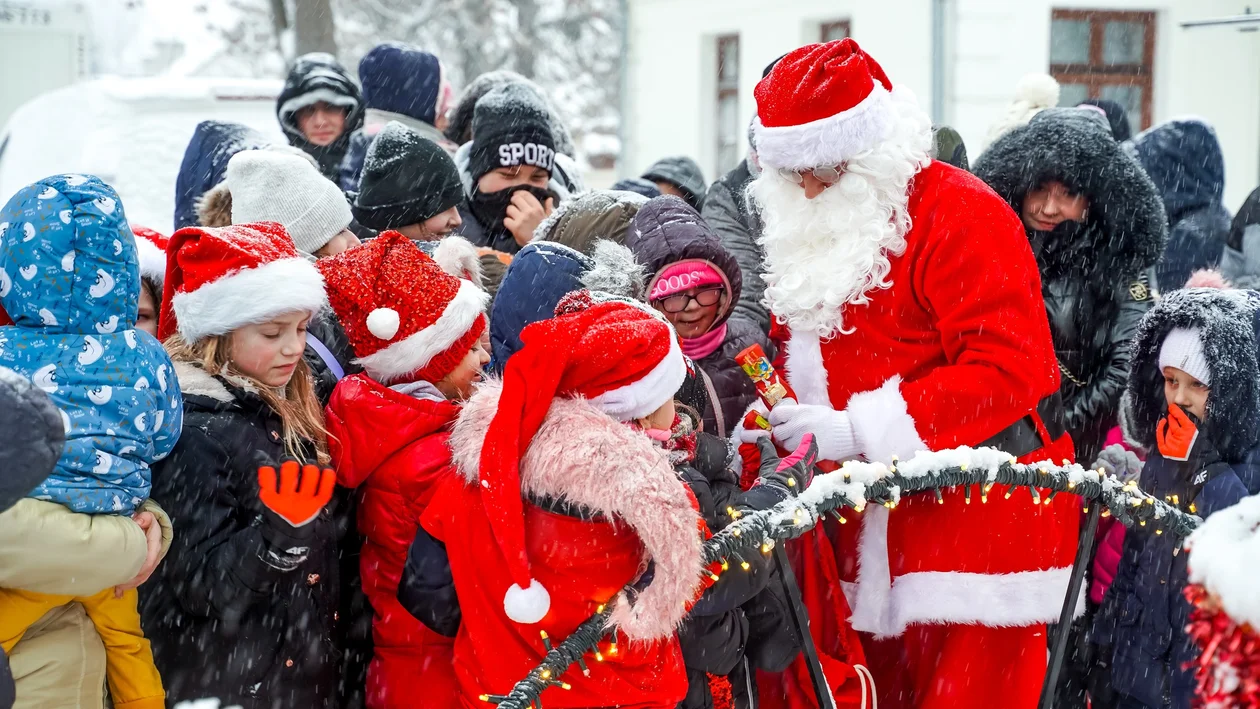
716,34,740,175
821,20,851,43
1049,9,1155,135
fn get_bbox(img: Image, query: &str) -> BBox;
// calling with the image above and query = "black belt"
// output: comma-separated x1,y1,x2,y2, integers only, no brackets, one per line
979,392,1067,459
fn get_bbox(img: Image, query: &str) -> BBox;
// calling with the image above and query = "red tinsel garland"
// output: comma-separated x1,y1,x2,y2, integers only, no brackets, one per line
1185,584,1260,708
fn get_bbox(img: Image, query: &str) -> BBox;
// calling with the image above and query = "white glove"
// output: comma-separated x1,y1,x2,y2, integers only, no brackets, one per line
768,399,860,461
1093,443,1144,484
736,400,771,444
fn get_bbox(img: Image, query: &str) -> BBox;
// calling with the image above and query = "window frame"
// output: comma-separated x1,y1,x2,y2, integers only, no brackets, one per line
715,33,741,175
820,19,852,43
1049,8,1156,130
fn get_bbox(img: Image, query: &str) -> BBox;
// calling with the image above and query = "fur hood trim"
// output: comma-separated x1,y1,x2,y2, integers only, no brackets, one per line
195,183,233,228
173,360,258,404
974,107,1168,277
449,378,704,640
1126,288,1260,459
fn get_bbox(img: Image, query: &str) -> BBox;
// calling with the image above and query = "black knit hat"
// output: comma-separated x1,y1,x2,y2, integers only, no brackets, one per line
468,83,556,184
352,121,464,230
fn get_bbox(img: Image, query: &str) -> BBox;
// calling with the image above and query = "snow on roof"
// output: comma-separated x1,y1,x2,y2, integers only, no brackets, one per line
0,77,284,231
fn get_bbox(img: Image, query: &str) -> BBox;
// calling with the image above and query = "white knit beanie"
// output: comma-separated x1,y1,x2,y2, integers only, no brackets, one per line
1159,327,1211,386
226,150,352,255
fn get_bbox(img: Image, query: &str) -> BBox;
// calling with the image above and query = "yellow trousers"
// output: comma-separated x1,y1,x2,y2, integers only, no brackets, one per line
1,588,164,709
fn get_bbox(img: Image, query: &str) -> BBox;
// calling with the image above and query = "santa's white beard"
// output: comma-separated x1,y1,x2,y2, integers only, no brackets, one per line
751,91,934,339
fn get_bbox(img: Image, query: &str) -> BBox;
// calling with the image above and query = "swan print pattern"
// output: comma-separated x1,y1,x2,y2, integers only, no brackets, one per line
0,174,182,514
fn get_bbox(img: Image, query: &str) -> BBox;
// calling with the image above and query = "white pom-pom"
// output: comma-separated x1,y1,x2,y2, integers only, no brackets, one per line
1014,73,1060,108
366,307,400,340
504,580,551,624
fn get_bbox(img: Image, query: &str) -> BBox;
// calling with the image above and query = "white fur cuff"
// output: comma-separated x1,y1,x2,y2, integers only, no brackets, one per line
845,376,928,465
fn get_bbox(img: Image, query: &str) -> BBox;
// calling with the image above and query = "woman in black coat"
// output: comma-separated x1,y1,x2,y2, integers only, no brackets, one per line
626,195,774,439
974,107,1167,463
276,52,365,180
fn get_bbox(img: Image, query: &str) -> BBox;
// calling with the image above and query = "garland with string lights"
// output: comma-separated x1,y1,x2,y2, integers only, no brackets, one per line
490,446,1204,709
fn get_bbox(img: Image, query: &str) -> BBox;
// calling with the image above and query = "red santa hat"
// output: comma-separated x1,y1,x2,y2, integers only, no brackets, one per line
753,38,897,171
481,297,687,623
131,225,169,288
317,232,489,384
159,221,327,342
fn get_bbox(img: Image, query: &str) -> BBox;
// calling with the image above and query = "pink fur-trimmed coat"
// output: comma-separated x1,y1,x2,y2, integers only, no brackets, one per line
420,379,702,707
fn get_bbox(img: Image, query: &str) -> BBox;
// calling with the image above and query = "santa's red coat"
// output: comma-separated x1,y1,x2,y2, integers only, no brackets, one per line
325,374,462,709
773,160,1079,636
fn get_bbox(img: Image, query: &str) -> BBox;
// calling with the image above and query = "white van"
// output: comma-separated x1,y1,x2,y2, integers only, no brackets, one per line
0,77,285,230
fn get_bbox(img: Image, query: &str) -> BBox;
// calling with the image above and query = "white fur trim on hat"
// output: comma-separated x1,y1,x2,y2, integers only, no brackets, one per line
431,236,484,288
172,257,328,342
754,83,896,171
134,235,167,287
503,579,551,624
1159,327,1210,386
353,279,489,383
589,333,688,422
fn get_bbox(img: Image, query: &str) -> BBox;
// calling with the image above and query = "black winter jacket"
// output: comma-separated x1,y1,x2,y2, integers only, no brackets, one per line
0,366,65,511
1094,288,1260,708
974,108,1167,461
173,120,272,232
626,196,774,437
276,53,365,181
1222,187,1260,289
702,160,768,334
140,363,344,709
1129,119,1231,292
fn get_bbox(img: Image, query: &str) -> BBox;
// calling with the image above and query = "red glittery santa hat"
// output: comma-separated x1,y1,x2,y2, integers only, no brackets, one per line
159,221,327,342
481,296,687,623
753,38,896,171
131,225,169,288
317,231,489,384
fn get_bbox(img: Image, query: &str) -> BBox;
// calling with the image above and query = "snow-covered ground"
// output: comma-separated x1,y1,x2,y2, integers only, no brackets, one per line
0,76,284,232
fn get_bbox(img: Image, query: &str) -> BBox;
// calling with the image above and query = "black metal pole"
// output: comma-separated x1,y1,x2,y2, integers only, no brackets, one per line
773,544,836,709
1039,499,1102,709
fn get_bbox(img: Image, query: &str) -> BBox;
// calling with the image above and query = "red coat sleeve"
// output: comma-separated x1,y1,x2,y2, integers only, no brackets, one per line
885,173,1059,452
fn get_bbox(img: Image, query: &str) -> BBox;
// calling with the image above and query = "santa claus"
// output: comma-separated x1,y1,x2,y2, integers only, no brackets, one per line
742,40,1081,708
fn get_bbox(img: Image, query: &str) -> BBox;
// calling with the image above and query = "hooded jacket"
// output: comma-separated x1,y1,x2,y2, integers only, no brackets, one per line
625,196,773,438
1095,288,1260,708
1222,187,1260,289
642,157,707,212
531,189,648,254
140,362,344,709
417,379,697,707
487,240,645,373
702,159,768,334
974,107,1168,461
0,175,182,514
174,121,273,232
1130,119,1230,293
277,53,365,181
325,374,461,709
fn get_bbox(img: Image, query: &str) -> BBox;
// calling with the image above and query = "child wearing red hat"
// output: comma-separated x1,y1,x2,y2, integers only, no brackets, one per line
318,232,490,709
130,225,168,337
140,221,345,708
408,296,705,708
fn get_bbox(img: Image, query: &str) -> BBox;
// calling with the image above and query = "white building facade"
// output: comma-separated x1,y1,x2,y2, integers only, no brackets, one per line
621,0,1260,210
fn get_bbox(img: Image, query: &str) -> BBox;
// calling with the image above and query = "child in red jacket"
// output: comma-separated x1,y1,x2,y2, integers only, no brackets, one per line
319,232,490,709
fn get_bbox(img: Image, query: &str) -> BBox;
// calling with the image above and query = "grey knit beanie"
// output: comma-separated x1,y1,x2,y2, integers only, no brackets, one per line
226,150,352,255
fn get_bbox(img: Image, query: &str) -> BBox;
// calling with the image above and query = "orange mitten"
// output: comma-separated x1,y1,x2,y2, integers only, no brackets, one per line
258,460,336,528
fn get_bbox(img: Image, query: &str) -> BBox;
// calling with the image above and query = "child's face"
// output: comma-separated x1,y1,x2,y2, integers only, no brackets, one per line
1163,366,1210,421
636,398,677,432
136,282,158,338
436,342,490,401
652,286,724,339
229,311,311,388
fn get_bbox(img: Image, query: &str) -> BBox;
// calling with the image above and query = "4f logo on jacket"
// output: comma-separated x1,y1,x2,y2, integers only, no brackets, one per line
1192,470,1209,486
498,142,555,171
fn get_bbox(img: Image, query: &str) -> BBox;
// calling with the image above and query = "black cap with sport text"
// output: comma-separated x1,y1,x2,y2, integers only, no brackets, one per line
468,83,557,184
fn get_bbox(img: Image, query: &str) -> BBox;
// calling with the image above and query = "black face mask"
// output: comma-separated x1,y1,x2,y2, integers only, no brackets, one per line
469,184,556,237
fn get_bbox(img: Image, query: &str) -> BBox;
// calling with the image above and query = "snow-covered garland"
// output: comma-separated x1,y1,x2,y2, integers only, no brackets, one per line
491,446,1204,709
